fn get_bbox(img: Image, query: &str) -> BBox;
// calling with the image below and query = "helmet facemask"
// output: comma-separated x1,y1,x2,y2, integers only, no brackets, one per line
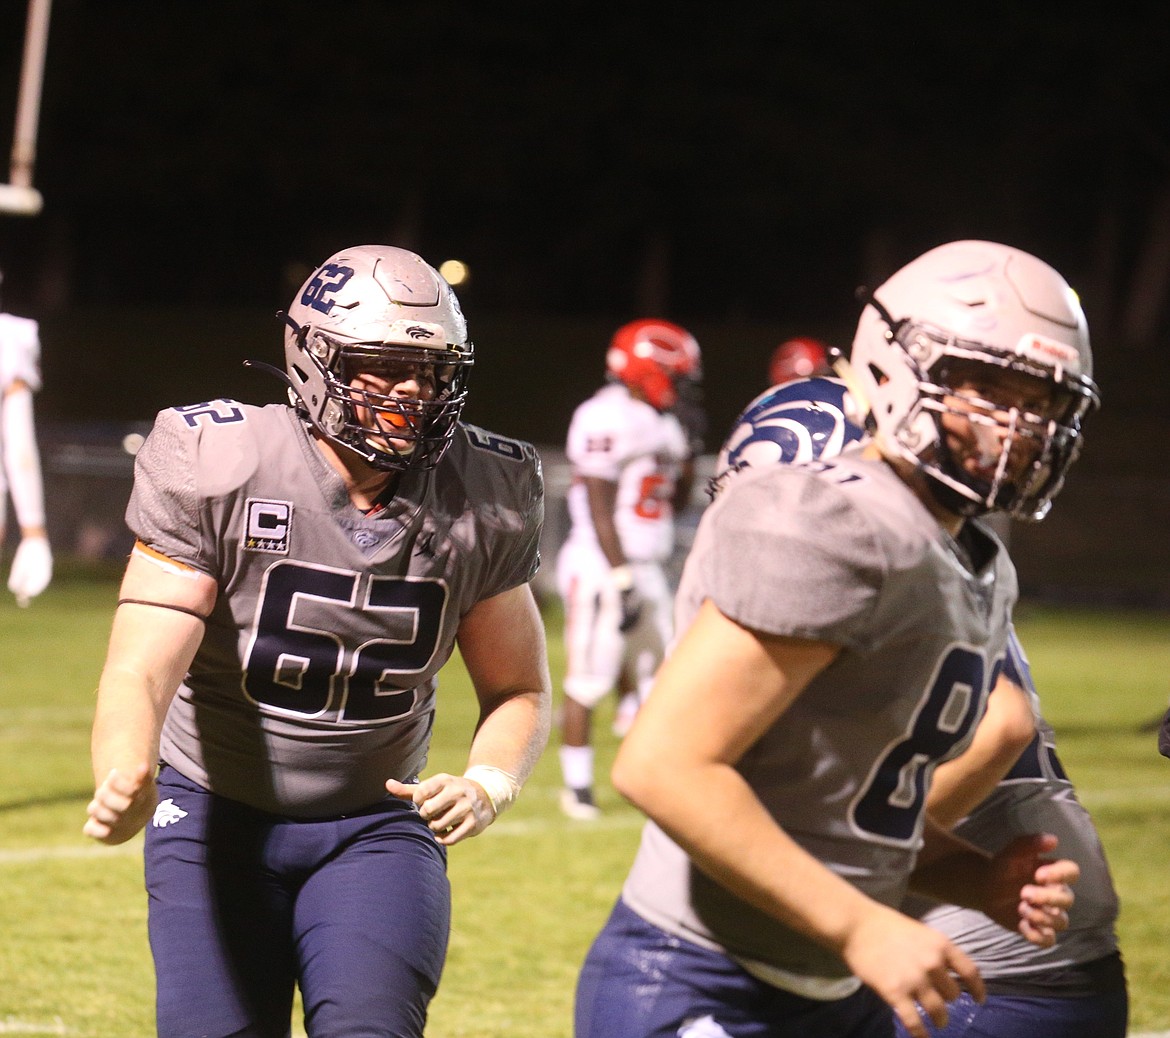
288,325,472,473
881,320,1098,521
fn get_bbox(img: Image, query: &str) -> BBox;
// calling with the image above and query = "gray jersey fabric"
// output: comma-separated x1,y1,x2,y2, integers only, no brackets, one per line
622,450,1017,984
909,636,1120,979
127,401,543,817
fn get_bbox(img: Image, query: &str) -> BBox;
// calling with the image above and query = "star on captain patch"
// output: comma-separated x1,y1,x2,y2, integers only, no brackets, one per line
243,499,292,554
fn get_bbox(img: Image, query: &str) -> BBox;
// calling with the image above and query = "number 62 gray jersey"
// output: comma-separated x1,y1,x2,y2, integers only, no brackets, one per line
127,400,543,818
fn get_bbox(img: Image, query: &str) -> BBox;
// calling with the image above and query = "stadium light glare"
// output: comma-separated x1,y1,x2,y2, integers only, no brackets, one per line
439,259,470,287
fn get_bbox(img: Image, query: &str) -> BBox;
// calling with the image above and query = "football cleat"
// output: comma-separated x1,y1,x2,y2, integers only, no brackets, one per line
559,786,602,821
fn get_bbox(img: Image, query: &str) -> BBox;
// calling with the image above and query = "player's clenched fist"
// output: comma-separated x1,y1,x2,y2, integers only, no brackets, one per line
983,833,1079,947
840,902,985,1038
83,764,156,845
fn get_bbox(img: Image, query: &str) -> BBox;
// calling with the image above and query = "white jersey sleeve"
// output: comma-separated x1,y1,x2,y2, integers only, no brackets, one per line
0,314,42,393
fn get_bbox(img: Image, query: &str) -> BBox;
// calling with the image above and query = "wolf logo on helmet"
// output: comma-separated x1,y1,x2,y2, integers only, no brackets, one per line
848,240,1099,521
711,376,865,498
278,245,475,473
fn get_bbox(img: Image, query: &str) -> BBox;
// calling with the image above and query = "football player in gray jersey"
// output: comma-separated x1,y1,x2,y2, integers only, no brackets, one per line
83,245,552,1038
712,373,1127,1037
896,629,1126,1038
575,241,1099,1038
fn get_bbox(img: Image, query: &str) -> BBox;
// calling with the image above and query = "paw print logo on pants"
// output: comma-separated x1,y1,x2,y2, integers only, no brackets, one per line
152,798,189,828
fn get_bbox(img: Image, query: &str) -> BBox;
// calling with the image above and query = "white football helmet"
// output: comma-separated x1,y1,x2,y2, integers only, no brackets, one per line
282,245,473,471
849,240,1099,521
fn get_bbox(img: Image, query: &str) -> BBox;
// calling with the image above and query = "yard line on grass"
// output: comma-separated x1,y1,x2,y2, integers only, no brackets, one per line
1078,786,1170,807
0,841,141,864
0,1018,68,1035
0,812,641,863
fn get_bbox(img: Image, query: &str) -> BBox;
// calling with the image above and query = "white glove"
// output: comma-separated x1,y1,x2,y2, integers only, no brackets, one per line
8,534,52,606
610,564,644,633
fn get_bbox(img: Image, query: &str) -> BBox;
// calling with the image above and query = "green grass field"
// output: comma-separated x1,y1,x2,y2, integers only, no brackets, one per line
1,564,1168,1037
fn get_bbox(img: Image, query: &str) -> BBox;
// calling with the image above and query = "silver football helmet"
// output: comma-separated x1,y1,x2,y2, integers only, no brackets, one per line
849,240,1099,521
282,245,473,472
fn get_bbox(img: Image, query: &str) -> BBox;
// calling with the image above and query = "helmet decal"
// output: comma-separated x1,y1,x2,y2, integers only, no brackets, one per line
711,376,865,497
299,264,354,314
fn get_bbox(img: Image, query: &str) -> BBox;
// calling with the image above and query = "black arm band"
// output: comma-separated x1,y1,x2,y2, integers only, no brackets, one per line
117,598,208,622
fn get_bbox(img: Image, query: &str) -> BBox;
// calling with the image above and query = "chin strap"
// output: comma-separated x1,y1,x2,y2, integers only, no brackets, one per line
829,353,872,427
243,358,298,395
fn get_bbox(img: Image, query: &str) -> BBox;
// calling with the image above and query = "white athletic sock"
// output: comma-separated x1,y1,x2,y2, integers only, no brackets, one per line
559,744,594,790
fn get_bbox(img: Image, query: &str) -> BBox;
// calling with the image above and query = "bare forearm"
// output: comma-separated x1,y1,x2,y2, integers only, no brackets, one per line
909,817,990,907
927,675,1035,829
1,386,47,530
91,669,171,783
621,757,877,954
467,688,551,785
90,604,206,782
386,685,550,845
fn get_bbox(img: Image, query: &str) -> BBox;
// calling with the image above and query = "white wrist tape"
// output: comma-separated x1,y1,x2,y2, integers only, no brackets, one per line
610,564,635,592
463,765,522,818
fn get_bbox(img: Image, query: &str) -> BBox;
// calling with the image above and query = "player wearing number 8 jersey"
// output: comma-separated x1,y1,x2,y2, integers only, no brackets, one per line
83,245,551,1038
895,626,1126,1038
576,241,1098,1038
710,376,1125,1037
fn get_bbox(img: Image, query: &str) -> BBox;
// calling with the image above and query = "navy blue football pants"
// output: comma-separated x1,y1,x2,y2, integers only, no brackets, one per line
575,898,894,1038
891,963,1128,1038
145,765,450,1038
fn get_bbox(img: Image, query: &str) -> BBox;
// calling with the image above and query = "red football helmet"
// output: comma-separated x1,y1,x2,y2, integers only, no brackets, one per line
606,318,701,411
769,337,832,386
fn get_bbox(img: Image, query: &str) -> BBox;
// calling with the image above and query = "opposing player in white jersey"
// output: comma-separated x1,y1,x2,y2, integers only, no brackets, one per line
82,245,552,1038
714,376,1127,1037
0,270,52,606
557,318,701,819
575,241,1098,1038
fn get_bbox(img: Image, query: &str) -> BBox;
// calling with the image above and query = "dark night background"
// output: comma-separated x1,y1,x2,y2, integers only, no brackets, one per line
1,1,1168,601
